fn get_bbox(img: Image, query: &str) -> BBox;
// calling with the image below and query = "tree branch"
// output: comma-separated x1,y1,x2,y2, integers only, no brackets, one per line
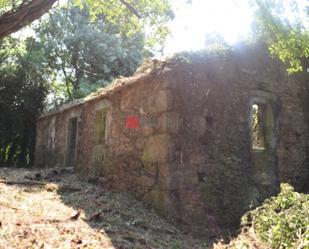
119,0,141,19
0,0,58,39
0,0,144,40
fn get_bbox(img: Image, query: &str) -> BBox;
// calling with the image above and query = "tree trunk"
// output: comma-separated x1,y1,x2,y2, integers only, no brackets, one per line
0,0,57,39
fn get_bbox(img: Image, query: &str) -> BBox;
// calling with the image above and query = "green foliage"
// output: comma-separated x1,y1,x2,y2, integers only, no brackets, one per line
73,0,173,52
1,0,172,103
36,2,155,102
0,37,48,166
242,183,309,248
252,0,309,73
0,0,20,14
170,43,232,66
0,0,173,44
204,33,231,55
0,0,172,167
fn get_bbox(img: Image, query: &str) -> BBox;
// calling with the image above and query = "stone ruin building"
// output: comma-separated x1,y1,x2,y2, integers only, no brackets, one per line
35,44,309,237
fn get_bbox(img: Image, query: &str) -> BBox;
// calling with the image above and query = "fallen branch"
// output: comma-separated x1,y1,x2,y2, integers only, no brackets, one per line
0,201,18,210
70,209,82,221
0,179,81,191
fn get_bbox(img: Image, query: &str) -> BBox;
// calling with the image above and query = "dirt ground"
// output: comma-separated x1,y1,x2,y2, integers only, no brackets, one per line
0,167,208,249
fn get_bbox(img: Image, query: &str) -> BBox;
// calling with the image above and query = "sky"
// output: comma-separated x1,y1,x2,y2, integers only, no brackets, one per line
15,0,254,54
14,0,309,56
163,0,254,55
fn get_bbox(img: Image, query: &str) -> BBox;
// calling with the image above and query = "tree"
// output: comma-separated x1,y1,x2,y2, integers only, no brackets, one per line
0,37,48,166
252,0,309,168
204,32,230,54
37,3,147,102
0,0,57,39
0,0,173,167
0,0,173,40
252,0,309,73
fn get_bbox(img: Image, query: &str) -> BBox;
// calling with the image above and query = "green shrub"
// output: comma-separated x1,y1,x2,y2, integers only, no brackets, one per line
242,183,309,249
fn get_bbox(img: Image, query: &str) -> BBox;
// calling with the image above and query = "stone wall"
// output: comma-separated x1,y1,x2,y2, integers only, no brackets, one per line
35,103,82,168
76,72,176,202
36,69,177,212
156,45,309,236
35,45,309,238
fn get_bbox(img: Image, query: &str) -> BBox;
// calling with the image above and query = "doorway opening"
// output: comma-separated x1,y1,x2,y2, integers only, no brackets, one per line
66,117,78,167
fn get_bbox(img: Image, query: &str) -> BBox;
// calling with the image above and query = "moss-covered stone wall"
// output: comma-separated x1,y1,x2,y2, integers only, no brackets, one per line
35,44,309,239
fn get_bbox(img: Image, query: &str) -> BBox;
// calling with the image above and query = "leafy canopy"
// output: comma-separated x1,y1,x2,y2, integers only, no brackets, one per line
0,0,173,167
252,0,309,73
0,0,173,48
0,37,48,166
37,3,146,102
74,0,173,52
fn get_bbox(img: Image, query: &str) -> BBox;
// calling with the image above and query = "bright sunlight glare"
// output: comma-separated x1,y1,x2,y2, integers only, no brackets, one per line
163,0,254,55
14,0,309,57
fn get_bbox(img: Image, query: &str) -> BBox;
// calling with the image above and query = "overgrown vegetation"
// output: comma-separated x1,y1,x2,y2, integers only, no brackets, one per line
0,0,173,40
243,184,309,248
216,183,309,249
0,0,173,167
252,0,309,73
0,37,48,167
37,3,146,102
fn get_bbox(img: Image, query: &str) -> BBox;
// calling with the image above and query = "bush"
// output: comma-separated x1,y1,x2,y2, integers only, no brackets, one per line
242,183,309,249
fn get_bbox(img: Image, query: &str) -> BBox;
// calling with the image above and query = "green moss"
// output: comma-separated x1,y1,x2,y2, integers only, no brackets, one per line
150,190,167,216
95,109,106,145
141,147,153,169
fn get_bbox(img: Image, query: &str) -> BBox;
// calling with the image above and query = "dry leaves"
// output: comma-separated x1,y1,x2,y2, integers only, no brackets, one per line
0,167,206,249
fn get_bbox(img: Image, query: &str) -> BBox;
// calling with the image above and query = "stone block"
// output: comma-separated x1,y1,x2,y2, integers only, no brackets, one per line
149,189,167,216
161,71,178,89
191,116,206,135
143,90,173,114
91,144,105,175
141,134,175,167
155,90,172,112
189,153,207,165
120,87,140,111
158,112,181,133
137,175,157,188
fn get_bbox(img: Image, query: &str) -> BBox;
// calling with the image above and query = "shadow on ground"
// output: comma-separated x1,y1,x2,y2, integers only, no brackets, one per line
54,169,208,249
0,167,208,248
1,167,285,248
